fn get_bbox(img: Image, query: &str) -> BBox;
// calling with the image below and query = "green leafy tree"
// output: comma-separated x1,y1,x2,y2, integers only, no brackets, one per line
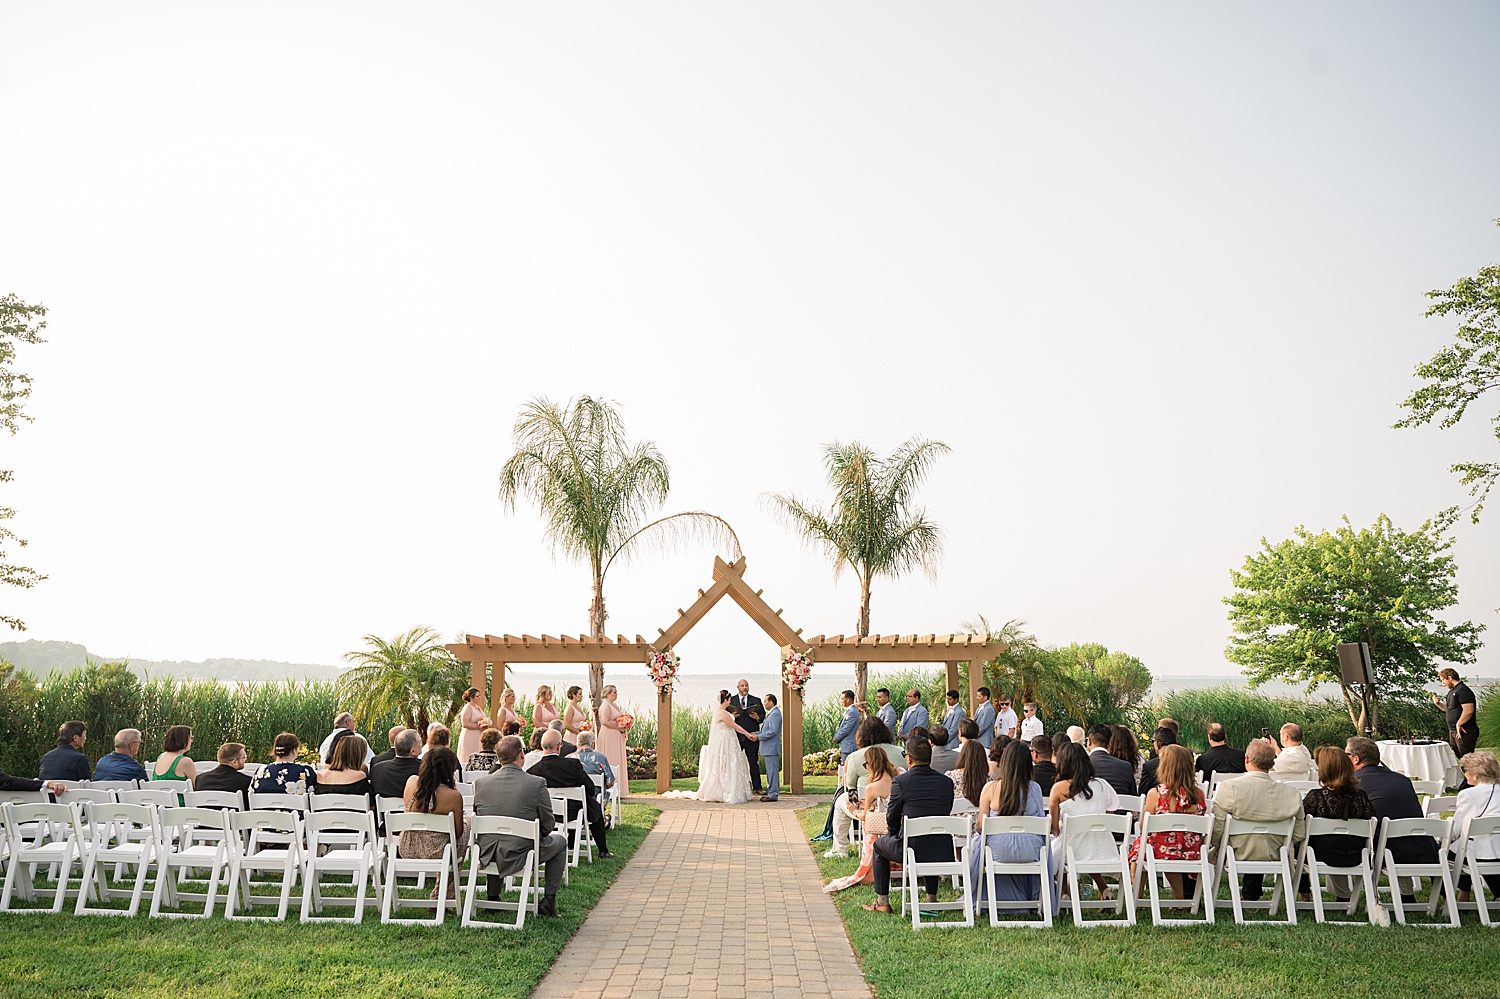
499,396,741,710
0,295,48,630
337,626,469,737
1224,509,1484,735
1056,642,1153,720
766,437,948,703
1395,220,1500,521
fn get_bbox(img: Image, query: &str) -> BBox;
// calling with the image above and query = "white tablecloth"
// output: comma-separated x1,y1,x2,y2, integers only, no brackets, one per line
1377,740,1461,789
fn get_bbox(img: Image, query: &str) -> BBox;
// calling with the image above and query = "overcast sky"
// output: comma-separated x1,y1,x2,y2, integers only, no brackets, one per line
2,4,1498,681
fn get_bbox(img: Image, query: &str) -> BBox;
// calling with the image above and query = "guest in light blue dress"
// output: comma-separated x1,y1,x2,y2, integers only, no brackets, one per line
969,740,1055,909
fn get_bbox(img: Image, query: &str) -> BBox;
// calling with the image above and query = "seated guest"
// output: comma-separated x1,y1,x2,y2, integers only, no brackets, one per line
947,739,989,809
1050,741,1121,897
1066,725,1086,745
1157,718,1180,740
1110,725,1143,785
1129,744,1205,901
1453,752,1500,902
548,719,578,757
1210,740,1305,902
574,731,615,790
1029,734,1057,792
152,725,198,783
1137,727,1178,795
1298,745,1375,901
93,728,149,783
1268,723,1314,780
39,720,91,781
828,717,905,859
314,734,372,798
370,726,406,766
474,735,568,917
824,742,902,893
1085,724,1136,797
400,747,468,900
1,769,69,797
862,734,955,915
467,727,502,774
371,728,423,799
1348,736,1437,903
193,743,254,807
501,720,523,737
423,724,464,781
1195,724,1246,780
988,738,1006,782
318,711,373,767
957,719,980,747
927,727,957,773
252,732,318,794
969,740,1052,908
529,729,611,857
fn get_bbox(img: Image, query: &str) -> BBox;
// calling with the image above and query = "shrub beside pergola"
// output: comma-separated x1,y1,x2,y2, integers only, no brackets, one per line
446,556,1008,793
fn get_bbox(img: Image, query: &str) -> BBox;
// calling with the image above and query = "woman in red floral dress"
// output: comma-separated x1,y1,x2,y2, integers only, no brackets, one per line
1128,744,1206,901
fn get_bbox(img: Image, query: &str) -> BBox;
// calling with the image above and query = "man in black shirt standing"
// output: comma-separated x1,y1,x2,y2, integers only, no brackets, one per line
1433,668,1478,758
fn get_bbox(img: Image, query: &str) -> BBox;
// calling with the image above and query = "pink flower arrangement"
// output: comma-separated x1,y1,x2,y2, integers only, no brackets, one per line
616,712,635,733
578,720,592,732
781,649,814,694
646,648,681,694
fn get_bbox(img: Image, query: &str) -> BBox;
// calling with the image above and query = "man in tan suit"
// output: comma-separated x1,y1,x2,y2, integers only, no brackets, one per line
473,734,568,917
1210,739,1305,902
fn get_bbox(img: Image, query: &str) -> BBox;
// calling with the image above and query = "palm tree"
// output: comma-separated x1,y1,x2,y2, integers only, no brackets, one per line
499,395,742,710
337,626,469,737
764,437,948,703
961,615,1079,719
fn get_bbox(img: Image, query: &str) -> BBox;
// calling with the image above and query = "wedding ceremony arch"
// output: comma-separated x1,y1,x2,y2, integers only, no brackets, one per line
446,556,1008,792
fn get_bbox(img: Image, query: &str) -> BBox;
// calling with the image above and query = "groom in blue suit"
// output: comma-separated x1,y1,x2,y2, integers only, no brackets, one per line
758,694,782,802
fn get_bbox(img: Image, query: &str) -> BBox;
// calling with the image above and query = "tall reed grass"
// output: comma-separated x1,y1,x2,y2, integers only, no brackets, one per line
1141,685,1449,751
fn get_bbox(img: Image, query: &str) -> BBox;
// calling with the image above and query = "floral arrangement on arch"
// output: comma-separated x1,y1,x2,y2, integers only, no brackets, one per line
646,647,680,695
781,648,814,695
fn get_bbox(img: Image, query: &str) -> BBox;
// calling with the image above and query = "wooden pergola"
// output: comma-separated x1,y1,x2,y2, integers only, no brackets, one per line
446,556,1008,793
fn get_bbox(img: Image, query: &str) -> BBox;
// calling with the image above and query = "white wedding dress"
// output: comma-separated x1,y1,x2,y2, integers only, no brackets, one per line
694,712,753,804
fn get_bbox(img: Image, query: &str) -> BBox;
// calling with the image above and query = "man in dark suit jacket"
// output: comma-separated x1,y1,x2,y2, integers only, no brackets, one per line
731,679,765,794
38,721,92,782
370,729,423,802
863,734,955,914
1195,724,1246,780
1138,728,1177,795
528,730,611,857
1348,736,1437,902
193,743,254,807
368,726,407,767
1085,724,1136,797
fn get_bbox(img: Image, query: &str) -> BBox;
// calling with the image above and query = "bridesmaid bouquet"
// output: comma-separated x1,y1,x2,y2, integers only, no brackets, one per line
616,713,635,733
646,648,680,694
781,648,814,694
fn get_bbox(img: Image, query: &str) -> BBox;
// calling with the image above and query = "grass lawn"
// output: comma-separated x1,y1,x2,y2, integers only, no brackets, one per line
797,806,1500,999
0,803,660,999
627,775,838,795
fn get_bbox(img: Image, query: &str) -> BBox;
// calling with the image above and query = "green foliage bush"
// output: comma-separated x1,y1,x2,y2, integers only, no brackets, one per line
1141,685,1449,752
1478,684,1500,750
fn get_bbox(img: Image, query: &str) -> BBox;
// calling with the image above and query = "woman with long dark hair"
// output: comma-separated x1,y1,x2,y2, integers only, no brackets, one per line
399,747,467,900
1109,725,1143,785
947,739,989,808
1049,741,1121,897
967,740,1052,908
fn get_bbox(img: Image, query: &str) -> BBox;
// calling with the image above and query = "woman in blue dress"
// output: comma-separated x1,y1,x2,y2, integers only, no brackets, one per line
968,739,1055,911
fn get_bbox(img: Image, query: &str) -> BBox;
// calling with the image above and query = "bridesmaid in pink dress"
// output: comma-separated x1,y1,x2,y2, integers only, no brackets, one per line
494,687,520,732
562,686,588,740
455,687,486,765
597,685,628,782
532,685,560,734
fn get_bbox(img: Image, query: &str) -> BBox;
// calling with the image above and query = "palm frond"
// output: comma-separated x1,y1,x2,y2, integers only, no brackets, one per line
760,491,857,579
604,511,743,579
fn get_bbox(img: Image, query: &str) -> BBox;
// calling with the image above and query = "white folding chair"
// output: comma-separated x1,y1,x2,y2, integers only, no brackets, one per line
381,813,460,925
1412,780,1445,802
1426,796,1459,818
1058,812,1136,926
247,792,307,854
1132,812,1213,926
1206,772,1237,804
225,810,304,922
1116,794,1144,819
899,815,973,929
980,814,1051,928
1282,781,1322,793
150,807,231,919
75,802,157,917
1374,816,1459,927
552,787,593,866
1293,817,1379,924
587,772,609,824
301,810,381,924
119,787,183,809
1215,817,1297,924
63,788,114,807
462,816,540,929
1453,815,1500,926
184,790,243,811
547,795,574,885
0,801,87,913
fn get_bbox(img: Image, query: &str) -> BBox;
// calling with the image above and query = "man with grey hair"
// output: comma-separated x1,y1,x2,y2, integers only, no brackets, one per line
529,728,611,856
370,727,424,802
319,711,374,766
370,725,407,766
1066,725,1086,745
547,718,578,757
93,728,149,783
574,730,615,790
474,735,569,917
1210,739,1305,902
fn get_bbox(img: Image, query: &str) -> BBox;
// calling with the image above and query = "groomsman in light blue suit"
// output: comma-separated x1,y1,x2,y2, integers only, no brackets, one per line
833,690,860,763
942,690,966,750
758,694,782,802
898,689,928,739
875,688,898,734
972,687,996,750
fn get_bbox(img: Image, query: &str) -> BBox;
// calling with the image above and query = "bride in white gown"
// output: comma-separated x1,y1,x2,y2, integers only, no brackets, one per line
693,689,757,804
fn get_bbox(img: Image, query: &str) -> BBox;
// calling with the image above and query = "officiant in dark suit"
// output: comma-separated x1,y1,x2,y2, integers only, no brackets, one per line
732,678,765,795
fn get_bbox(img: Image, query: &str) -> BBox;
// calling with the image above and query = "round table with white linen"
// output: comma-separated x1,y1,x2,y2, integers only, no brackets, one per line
1377,740,1461,789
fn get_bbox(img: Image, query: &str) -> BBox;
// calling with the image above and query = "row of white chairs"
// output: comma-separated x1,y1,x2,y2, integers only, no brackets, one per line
883,809,1499,930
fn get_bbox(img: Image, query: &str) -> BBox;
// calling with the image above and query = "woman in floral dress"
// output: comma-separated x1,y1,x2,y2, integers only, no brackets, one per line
1128,744,1205,902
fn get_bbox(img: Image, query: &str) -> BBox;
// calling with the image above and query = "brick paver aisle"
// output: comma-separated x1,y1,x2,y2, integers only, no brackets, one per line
532,798,871,999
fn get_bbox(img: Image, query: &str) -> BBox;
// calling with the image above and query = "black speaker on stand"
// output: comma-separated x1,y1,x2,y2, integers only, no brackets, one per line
1337,642,1374,737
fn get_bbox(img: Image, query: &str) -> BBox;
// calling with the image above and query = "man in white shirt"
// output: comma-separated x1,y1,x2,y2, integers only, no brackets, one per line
995,697,1018,741
1266,723,1314,781
1019,701,1044,744
318,711,374,767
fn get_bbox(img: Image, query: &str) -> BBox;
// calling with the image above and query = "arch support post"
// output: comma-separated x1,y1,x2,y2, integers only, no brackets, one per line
656,686,672,794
